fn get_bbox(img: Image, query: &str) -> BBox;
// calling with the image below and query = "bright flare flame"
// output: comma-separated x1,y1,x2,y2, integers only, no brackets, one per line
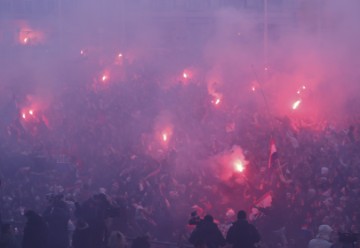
252,86,256,92
234,160,245,173
23,37,29,44
101,75,108,82
297,85,307,95
29,109,34,115
118,53,123,58
22,113,26,119
183,72,188,79
292,100,302,110
162,133,168,142
215,98,221,105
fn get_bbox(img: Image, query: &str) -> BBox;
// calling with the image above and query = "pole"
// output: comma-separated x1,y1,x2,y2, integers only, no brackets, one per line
57,0,63,48
263,0,268,72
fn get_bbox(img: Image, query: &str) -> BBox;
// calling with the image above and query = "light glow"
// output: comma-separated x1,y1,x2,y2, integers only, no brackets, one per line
101,75,108,82
234,160,245,173
292,100,302,110
162,133,168,142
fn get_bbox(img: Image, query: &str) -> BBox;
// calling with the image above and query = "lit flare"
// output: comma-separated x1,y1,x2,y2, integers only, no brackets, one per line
234,160,245,173
292,100,301,110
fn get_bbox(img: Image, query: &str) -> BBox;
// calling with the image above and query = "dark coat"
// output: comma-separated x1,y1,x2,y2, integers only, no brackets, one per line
43,204,70,248
22,212,47,248
72,226,92,248
189,221,226,248
226,219,260,248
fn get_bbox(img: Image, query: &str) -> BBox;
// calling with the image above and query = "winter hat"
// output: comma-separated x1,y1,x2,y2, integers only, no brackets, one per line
317,224,333,240
321,167,329,176
237,210,247,220
204,215,214,222
226,208,235,218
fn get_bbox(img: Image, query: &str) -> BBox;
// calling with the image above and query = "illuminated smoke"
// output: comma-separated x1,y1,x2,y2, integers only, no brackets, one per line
292,100,302,110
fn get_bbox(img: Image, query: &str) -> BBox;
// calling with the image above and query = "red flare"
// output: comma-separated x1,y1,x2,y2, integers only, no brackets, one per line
292,100,301,110
233,160,245,173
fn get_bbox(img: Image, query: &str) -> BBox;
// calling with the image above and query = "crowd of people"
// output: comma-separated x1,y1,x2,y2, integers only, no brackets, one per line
0,42,359,248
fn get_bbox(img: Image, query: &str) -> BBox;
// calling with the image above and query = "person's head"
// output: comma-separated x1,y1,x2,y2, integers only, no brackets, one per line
109,231,127,248
317,225,333,241
204,215,214,223
237,210,247,220
24,210,38,219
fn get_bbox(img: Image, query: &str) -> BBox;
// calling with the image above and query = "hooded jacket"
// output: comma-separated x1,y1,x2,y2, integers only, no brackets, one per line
308,225,333,248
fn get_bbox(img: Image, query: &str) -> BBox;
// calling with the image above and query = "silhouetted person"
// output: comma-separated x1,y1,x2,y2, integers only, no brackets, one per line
43,195,70,248
72,219,92,248
22,210,47,248
75,194,112,248
226,210,260,248
108,231,127,248
189,215,226,248
308,225,333,248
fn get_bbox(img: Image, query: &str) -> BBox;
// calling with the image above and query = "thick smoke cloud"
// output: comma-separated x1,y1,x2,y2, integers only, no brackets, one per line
0,0,360,188
2,0,359,122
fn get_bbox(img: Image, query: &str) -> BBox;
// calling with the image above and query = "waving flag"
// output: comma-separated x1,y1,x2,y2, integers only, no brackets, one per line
268,139,278,168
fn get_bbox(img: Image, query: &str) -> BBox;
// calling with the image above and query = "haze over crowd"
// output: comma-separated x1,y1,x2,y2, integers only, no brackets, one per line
0,0,360,246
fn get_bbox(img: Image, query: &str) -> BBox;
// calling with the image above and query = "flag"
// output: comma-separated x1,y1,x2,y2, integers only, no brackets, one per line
255,191,273,209
268,139,278,168
249,191,272,221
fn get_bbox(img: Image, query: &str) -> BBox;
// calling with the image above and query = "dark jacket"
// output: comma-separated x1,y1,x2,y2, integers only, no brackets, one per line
43,204,70,248
22,211,47,248
189,221,226,248
72,225,92,248
226,219,260,248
